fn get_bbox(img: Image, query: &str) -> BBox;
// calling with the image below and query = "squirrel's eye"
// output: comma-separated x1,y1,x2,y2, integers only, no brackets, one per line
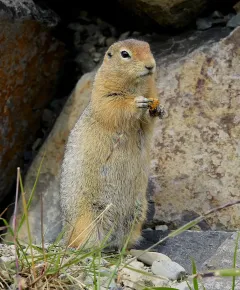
107,52,112,58
121,50,131,58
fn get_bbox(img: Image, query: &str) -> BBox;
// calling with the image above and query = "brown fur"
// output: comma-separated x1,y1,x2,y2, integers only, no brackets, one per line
60,39,159,250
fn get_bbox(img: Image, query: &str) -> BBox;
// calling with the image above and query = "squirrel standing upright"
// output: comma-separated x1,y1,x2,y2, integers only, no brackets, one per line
60,39,163,250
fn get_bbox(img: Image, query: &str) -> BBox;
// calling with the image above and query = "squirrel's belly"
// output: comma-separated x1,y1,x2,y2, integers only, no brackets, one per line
98,136,150,203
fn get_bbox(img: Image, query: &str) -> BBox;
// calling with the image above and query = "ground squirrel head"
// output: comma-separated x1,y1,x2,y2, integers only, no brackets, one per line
100,38,156,80
91,39,157,128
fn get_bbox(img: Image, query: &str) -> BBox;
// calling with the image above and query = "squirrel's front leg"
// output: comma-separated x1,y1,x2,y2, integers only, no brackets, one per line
134,96,166,119
134,96,152,109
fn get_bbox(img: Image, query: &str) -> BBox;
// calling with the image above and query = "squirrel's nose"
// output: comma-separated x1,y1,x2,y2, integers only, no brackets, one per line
145,64,154,71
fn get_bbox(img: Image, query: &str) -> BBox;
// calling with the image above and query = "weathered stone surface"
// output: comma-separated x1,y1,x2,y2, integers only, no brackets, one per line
234,1,240,13
196,17,212,30
227,13,240,28
200,233,240,289
137,230,233,273
118,260,169,288
130,249,171,266
150,27,240,230
201,232,240,270
6,72,95,244
0,0,64,206
0,0,60,26
119,0,213,29
151,260,186,280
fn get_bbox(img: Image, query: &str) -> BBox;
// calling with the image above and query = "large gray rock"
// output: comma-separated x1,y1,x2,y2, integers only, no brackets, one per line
138,230,233,273
0,0,59,26
200,233,240,289
149,27,240,231
227,13,240,28
0,0,64,207
118,0,238,29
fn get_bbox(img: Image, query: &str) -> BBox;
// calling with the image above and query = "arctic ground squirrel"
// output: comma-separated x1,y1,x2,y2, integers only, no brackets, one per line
60,38,164,250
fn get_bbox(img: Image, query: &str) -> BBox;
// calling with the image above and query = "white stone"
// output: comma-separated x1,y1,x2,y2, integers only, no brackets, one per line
172,281,191,290
155,225,168,231
0,256,15,263
130,249,171,266
119,261,168,289
151,260,186,280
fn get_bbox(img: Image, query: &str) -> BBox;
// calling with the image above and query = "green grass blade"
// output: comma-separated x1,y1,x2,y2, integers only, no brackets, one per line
0,218,30,267
97,251,101,290
186,280,193,290
208,268,240,277
125,265,168,280
143,287,178,290
191,257,199,290
232,232,240,290
168,216,203,238
200,281,206,290
17,154,45,232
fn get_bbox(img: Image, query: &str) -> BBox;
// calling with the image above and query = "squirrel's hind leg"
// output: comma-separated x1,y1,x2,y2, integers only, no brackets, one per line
66,210,99,249
126,222,144,250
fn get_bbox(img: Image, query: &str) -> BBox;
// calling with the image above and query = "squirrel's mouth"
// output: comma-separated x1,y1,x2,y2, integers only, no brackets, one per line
140,71,153,77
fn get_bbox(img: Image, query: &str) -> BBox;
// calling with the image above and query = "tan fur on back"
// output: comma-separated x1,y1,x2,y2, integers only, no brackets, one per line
60,39,159,250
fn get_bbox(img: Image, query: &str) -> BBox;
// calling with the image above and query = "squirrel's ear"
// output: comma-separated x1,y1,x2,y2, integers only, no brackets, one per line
107,51,113,58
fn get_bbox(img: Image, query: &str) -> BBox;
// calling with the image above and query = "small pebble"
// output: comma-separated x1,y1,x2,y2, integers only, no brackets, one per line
196,18,212,30
151,260,186,280
106,37,117,47
98,36,106,46
118,31,131,41
132,31,141,37
32,138,42,151
143,227,153,231
211,11,223,19
42,108,54,127
227,14,240,28
234,1,240,13
82,43,95,53
93,52,102,63
68,22,84,32
224,13,236,22
0,256,15,263
211,18,226,25
0,269,10,280
172,281,189,290
155,225,168,231
110,26,118,37
128,260,145,269
86,24,98,36
130,249,171,266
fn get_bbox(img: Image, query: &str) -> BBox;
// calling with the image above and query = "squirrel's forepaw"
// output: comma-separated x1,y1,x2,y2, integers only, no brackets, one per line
134,96,152,108
149,104,166,119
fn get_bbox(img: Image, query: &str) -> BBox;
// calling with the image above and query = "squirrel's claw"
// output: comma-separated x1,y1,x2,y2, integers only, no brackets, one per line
135,96,152,108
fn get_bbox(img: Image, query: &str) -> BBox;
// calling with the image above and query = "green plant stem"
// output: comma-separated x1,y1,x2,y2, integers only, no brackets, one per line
19,171,37,279
232,232,240,290
12,167,21,290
